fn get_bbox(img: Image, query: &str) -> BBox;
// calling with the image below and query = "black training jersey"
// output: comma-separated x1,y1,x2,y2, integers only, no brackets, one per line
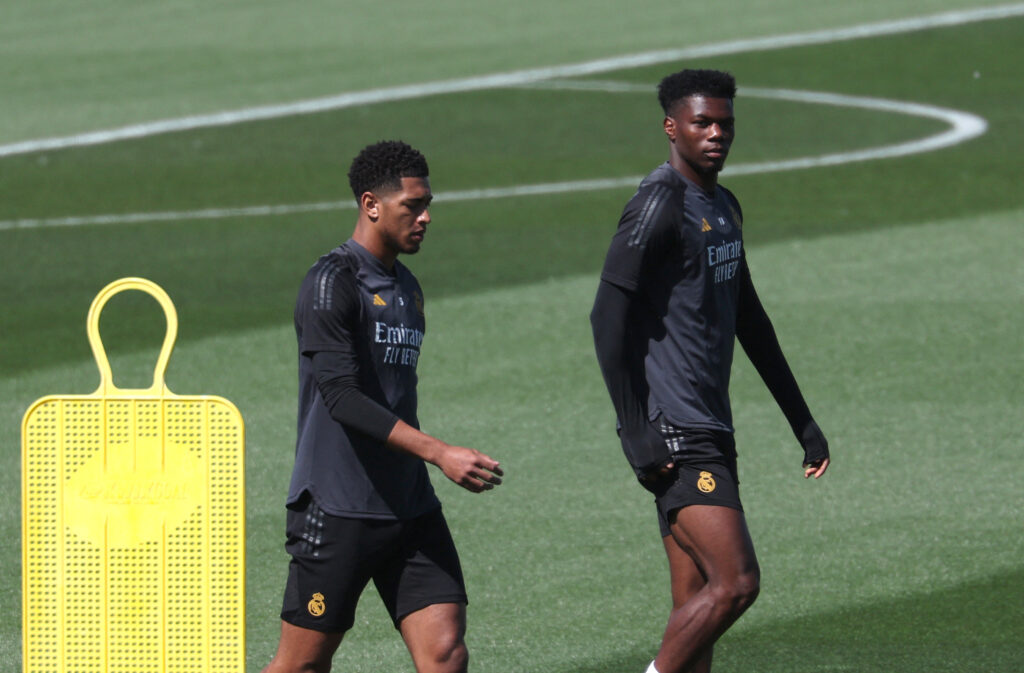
599,162,746,433
289,239,439,520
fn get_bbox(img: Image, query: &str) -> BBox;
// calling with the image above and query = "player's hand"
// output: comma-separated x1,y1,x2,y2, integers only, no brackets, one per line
636,455,679,494
803,457,829,479
622,422,672,483
799,420,829,478
385,421,503,492
640,459,676,484
437,445,504,493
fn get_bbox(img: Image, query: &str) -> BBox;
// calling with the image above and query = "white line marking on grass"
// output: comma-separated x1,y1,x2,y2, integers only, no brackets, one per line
523,80,989,171
0,3,1020,158
0,202,358,230
0,87,986,231
732,87,988,172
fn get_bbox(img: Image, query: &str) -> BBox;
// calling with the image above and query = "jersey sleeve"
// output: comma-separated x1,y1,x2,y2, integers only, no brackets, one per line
296,258,402,443
297,260,362,355
599,181,679,292
312,350,400,443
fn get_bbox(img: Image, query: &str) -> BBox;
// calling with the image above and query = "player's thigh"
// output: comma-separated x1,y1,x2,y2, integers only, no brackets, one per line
280,496,398,633
399,602,467,668
655,460,744,542
663,533,707,608
668,504,759,584
263,620,344,673
656,460,756,581
373,508,468,627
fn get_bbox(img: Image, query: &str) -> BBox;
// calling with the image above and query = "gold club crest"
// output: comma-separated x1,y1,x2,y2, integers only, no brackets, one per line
308,592,326,617
697,471,716,494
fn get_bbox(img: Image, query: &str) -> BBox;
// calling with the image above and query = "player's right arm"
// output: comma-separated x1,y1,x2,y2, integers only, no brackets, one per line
591,281,673,483
590,181,677,484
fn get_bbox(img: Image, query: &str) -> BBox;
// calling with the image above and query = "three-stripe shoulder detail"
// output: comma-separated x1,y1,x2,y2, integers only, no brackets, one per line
313,257,354,311
628,183,671,248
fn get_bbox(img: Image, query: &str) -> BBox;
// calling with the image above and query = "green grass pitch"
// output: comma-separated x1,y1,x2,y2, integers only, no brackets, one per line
2,2,1022,671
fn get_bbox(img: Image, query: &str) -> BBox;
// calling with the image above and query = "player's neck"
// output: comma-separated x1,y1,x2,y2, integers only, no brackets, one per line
352,223,398,270
669,155,718,194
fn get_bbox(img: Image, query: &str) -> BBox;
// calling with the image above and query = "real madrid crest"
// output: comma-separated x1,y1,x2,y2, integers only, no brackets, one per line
697,470,716,494
308,592,326,617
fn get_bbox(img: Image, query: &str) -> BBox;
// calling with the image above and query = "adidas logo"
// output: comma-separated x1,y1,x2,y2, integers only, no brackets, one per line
701,218,712,232
373,294,387,306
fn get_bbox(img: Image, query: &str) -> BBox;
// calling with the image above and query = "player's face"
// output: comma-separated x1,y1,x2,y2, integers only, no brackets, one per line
375,176,432,255
664,96,735,188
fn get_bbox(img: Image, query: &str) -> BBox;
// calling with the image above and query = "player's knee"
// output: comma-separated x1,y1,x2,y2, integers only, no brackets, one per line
709,568,759,617
426,633,468,673
262,653,333,673
727,569,760,613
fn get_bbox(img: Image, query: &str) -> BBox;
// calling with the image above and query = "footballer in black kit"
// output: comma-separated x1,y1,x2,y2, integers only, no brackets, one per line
290,239,435,522
263,141,503,673
591,70,830,673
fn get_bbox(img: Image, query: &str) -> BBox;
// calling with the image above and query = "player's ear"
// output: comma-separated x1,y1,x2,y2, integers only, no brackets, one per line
663,115,676,141
360,191,380,219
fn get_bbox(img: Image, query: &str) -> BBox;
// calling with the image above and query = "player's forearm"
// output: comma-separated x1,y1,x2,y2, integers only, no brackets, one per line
738,323,828,464
737,310,813,431
385,420,448,465
313,350,400,442
388,421,504,493
736,291,828,464
735,267,816,433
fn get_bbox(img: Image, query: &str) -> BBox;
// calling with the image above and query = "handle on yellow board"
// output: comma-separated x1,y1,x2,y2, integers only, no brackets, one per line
86,277,178,396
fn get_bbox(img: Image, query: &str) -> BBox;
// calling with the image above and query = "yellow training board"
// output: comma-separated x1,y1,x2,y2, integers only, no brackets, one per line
22,278,245,673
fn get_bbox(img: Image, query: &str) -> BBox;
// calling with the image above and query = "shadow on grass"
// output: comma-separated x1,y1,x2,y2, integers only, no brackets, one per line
564,567,1023,673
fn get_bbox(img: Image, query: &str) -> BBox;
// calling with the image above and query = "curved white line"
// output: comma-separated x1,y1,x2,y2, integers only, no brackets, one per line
0,2,1019,158
0,86,986,231
492,86,990,176
520,80,989,172
730,87,987,173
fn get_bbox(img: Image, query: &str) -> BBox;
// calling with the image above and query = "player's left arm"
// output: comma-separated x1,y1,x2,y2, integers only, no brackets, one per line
735,255,830,477
384,421,504,493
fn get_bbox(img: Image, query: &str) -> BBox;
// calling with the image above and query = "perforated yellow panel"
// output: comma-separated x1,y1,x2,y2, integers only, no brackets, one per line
22,278,245,673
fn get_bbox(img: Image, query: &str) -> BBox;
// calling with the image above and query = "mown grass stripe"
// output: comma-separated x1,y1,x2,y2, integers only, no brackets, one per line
0,3,1018,159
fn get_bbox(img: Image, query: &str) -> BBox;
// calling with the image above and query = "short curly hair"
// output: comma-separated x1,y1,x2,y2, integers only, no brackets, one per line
347,140,429,201
657,69,737,115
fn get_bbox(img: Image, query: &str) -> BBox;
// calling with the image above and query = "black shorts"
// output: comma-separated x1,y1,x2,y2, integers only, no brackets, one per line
279,494,467,633
652,423,743,538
